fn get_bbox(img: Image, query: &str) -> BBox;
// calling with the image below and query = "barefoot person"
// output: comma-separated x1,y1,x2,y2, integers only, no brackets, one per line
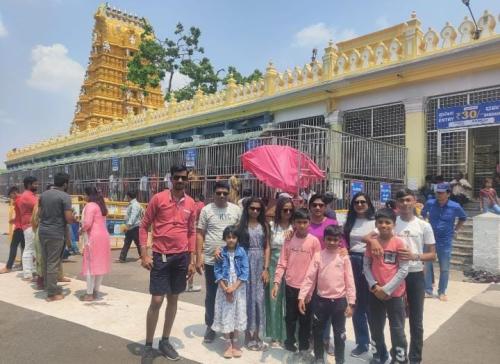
38,173,75,302
0,187,24,274
80,187,111,301
140,165,197,363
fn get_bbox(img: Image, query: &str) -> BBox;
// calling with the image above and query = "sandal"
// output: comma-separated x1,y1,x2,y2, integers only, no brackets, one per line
223,341,233,359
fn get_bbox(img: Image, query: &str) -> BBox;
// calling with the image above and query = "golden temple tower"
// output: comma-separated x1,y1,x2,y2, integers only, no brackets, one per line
70,3,164,133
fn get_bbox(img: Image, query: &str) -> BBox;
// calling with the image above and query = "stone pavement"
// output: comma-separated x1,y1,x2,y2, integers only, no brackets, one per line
0,266,489,364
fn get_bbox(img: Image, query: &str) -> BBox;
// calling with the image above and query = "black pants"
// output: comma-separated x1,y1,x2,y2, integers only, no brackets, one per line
119,227,140,261
368,293,408,363
285,285,311,351
406,271,425,363
6,228,25,269
204,264,218,327
312,295,347,361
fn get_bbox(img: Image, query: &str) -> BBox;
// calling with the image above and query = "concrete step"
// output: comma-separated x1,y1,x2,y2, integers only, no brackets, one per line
451,255,473,270
454,236,473,246
453,243,473,254
457,230,473,238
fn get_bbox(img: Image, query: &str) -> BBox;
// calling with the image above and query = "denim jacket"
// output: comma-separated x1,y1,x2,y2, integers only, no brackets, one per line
214,245,249,283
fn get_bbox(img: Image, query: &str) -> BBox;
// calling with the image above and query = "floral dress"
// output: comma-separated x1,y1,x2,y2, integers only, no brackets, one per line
246,224,266,334
212,252,247,333
265,221,292,341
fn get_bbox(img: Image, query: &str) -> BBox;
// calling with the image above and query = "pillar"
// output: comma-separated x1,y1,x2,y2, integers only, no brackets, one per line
404,97,427,189
325,100,343,200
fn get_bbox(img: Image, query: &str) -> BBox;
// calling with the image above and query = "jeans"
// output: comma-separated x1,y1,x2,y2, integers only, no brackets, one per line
285,285,311,351
406,272,425,362
119,226,141,261
368,294,408,363
350,253,370,347
483,204,500,214
425,245,452,295
22,227,35,279
312,296,347,361
6,228,25,269
204,264,218,328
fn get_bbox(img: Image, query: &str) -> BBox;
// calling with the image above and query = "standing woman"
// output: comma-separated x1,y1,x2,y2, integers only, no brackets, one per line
266,197,294,345
237,197,271,351
80,187,111,302
343,192,376,357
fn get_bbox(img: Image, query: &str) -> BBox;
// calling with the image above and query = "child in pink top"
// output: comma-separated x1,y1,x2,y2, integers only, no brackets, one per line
272,208,321,354
298,225,355,364
363,208,409,364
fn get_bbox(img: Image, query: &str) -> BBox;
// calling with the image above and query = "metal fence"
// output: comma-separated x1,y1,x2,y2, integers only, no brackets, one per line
0,125,407,208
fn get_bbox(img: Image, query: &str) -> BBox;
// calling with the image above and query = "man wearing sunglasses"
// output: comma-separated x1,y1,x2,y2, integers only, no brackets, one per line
196,181,242,343
139,164,197,363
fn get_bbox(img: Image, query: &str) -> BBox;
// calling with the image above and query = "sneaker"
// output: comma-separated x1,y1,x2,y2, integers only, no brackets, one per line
284,341,297,352
159,338,180,361
439,294,448,302
324,339,335,356
203,327,216,343
351,344,369,357
141,345,155,364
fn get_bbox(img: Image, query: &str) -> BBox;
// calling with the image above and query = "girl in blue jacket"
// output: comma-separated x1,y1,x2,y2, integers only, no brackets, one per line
212,225,250,359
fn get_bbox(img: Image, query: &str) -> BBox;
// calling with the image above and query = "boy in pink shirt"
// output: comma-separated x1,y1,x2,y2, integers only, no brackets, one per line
272,208,321,354
298,225,356,364
363,208,409,364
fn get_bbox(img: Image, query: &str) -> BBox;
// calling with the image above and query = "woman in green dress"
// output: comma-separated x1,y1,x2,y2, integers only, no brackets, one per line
266,196,294,345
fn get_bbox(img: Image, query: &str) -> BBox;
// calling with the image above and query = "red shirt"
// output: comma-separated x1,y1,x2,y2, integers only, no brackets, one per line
17,190,37,230
139,190,196,254
12,196,22,230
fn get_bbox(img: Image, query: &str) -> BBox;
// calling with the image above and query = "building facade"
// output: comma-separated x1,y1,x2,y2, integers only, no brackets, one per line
3,7,500,199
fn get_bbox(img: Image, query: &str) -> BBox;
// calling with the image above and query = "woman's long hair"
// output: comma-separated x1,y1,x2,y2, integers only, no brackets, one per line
273,197,294,227
84,186,108,216
343,192,375,245
237,197,269,250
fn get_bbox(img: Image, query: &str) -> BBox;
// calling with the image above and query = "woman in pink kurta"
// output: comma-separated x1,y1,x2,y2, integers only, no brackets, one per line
80,187,111,301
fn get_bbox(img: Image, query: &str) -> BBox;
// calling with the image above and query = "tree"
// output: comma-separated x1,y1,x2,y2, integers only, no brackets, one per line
127,20,262,103
127,20,204,98
222,66,263,86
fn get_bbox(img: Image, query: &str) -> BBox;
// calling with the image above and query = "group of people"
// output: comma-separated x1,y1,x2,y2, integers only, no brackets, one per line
1,174,112,302
2,166,473,364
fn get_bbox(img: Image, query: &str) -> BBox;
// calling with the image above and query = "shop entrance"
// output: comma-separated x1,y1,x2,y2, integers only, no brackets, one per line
470,125,500,195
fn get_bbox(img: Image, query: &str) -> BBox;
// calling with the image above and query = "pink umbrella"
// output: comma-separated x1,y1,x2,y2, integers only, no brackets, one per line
241,145,325,193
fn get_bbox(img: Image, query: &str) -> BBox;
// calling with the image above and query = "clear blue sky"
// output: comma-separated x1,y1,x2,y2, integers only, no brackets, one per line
0,0,498,167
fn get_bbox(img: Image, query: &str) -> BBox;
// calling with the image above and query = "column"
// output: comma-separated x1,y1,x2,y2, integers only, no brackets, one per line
325,101,343,199
404,97,427,189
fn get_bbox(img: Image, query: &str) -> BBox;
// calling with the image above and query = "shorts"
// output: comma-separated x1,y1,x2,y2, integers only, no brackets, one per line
150,252,189,296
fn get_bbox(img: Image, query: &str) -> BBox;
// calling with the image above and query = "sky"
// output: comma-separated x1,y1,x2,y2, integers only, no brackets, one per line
0,0,498,168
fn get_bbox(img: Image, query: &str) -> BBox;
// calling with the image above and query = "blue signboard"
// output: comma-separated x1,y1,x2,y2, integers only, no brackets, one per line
436,101,500,129
185,148,197,167
111,157,120,172
245,139,260,151
380,183,391,203
351,180,364,196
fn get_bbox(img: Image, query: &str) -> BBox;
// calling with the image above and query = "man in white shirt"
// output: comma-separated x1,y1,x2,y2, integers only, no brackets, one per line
450,172,472,206
365,188,436,364
196,181,241,343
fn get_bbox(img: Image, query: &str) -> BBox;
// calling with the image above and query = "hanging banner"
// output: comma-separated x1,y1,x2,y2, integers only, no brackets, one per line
380,183,391,203
111,157,120,172
351,180,364,196
436,101,500,129
185,148,197,167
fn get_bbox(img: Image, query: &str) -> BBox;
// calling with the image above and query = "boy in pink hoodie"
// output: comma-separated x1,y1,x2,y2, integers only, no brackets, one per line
299,225,356,364
272,208,321,354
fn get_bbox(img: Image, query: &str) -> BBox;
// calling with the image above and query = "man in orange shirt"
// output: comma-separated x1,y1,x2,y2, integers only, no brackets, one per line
139,165,197,363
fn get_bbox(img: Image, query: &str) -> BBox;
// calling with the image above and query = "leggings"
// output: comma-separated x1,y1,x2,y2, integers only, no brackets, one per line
86,275,104,295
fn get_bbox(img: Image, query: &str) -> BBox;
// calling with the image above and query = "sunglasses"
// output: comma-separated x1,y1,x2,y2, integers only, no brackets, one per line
215,191,229,196
173,175,189,181
354,200,367,205
249,206,261,212
311,203,325,208
282,208,293,213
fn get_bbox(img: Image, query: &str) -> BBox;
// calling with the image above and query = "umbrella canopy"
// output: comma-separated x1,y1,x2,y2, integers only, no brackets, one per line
241,145,325,193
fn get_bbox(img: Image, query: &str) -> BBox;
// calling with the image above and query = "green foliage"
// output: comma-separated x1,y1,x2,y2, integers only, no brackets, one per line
127,19,262,103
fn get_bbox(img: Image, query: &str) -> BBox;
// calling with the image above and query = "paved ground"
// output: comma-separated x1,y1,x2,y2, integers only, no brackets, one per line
1,201,499,364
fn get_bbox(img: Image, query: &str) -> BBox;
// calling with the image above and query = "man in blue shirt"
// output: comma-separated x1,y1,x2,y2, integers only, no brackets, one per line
422,183,467,301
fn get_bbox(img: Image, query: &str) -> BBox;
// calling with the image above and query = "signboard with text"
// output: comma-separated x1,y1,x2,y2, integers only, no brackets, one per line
185,148,197,168
111,157,120,172
350,180,364,196
380,183,391,203
436,101,500,129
